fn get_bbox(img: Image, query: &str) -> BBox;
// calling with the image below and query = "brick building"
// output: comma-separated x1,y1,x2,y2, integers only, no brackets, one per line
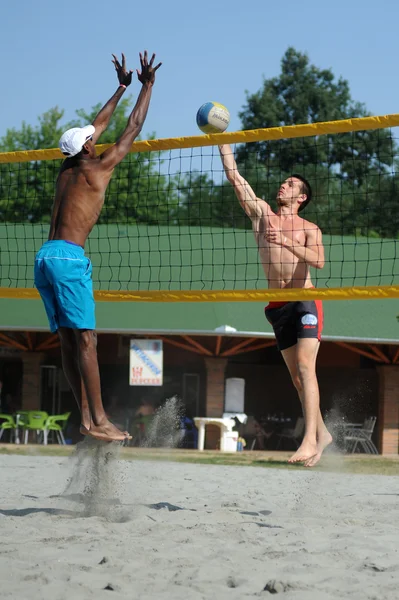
0,294,398,453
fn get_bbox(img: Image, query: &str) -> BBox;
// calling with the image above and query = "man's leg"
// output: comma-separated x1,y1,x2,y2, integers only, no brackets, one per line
295,339,332,466
73,329,131,442
281,343,330,443
281,339,331,465
48,248,129,442
58,327,91,429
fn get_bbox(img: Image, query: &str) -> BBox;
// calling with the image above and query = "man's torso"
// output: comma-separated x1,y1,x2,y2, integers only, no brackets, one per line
253,211,314,289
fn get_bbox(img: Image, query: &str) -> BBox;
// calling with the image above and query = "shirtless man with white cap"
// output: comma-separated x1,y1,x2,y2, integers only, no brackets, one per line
34,51,161,442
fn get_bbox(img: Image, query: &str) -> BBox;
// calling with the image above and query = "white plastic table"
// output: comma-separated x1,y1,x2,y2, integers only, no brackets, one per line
194,417,238,452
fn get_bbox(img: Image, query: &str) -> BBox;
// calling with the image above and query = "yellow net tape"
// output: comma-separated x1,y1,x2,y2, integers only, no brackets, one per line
1,286,399,302
1,113,399,163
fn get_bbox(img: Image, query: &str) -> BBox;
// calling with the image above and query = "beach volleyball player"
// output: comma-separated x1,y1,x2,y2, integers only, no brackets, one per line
34,51,161,443
219,144,332,466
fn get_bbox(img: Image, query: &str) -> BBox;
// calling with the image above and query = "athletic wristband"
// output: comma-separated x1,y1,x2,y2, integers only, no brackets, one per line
119,84,127,89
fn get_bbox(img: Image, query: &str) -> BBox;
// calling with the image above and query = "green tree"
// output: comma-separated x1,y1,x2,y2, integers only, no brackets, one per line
0,100,178,225
0,108,64,222
174,172,247,228
234,47,397,236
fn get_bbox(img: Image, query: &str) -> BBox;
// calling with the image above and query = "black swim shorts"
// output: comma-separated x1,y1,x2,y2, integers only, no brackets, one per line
265,300,323,351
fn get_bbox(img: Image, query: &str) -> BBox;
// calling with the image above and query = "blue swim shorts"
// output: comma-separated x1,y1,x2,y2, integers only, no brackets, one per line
34,240,95,333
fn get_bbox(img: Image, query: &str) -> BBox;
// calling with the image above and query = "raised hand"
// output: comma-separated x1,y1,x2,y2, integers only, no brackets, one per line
112,53,133,87
136,50,162,85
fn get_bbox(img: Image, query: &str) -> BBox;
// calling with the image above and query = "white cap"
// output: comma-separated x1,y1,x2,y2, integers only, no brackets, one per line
59,125,95,157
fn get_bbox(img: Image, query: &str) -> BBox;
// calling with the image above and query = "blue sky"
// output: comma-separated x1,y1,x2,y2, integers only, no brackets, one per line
1,0,398,144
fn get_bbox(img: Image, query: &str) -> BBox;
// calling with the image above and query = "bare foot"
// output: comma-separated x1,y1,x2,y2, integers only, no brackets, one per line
84,418,130,439
304,431,333,468
80,420,132,443
288,439,318,464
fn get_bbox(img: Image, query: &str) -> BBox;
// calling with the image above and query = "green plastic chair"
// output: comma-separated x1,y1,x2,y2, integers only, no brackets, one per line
0,414,16,442
44,412,71,445
23,411,49,444
16,411,29,427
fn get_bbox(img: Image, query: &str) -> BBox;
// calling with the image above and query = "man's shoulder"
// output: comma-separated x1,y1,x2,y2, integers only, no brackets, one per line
61,156,102,170
299,216,320,232
57,157,104,190
79,157,103,170
258,199,275,216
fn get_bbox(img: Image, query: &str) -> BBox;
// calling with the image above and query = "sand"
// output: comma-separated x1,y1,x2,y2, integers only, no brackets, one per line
0,444,399,600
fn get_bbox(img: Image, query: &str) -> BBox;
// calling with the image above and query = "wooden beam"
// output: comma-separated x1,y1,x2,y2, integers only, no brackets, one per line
0,333,28,351
215,336,222,356
392,347,399,364
26,332,33,351
35,334,59,351
37,340,61,351
368,344,391,365
159,336,212,356
180,335,214,356
221,337,259,357
222,339,276,357
335,341,385,363
237,340,276,354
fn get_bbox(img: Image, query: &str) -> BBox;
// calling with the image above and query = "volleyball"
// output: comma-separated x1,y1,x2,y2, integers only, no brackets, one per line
196,102,230,134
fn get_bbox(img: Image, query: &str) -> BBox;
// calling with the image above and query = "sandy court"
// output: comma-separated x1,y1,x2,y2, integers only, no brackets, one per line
0,444,398,600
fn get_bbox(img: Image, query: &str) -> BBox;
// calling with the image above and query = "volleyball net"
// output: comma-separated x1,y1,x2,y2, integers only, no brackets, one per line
0,113,399,302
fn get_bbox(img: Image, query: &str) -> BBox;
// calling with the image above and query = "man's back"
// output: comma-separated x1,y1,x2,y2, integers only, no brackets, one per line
50,158,110,247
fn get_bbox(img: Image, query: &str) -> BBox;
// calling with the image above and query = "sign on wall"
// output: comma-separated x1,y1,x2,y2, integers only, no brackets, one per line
129,340,163,386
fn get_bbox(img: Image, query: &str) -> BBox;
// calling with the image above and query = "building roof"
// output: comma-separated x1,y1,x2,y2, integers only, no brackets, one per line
1,297,398,344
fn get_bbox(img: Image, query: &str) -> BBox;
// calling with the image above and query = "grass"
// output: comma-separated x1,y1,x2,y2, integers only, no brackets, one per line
1,444,398,475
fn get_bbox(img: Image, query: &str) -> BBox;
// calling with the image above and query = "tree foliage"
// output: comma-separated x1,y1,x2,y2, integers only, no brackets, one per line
1,49,398,238
236,47,399,237
0,108,63,222
0,99,178,224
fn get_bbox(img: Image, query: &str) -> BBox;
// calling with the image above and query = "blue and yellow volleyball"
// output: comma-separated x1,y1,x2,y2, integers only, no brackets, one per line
196,102,230,134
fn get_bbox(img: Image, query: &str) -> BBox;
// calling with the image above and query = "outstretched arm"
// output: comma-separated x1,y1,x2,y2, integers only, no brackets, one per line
91,53,133,144
100,51,161,170
219,144,271,220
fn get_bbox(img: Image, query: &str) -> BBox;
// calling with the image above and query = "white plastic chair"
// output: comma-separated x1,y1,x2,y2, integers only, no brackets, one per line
344,417,378,454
